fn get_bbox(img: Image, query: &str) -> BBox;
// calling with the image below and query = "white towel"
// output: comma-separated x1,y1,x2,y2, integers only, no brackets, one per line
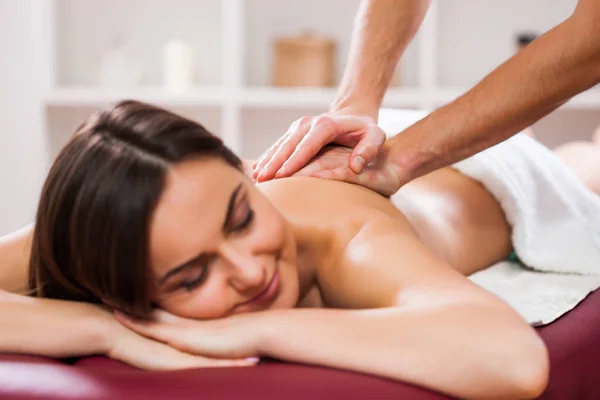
453,134,600,325
378,109,600,326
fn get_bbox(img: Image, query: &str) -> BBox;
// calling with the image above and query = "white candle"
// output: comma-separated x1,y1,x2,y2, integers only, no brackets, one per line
163,39,195,92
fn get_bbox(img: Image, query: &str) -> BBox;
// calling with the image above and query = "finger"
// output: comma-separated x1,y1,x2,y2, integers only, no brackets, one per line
293,154,341,177
127,338,258,371
311,166,357,183
272,116,341,178
285,115,375,178
254,116,309,179
320,166,398,197
206,357,260,368
257,117,313,181
349,127,386,173
252,134,287,178
294,162,323,177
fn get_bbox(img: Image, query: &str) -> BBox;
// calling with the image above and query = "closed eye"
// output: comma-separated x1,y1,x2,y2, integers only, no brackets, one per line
234,208,254,231
180,264,210,291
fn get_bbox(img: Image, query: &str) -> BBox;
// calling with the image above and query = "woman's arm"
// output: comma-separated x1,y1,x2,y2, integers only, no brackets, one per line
0,224,33,293
255,223,548,399
0,291,108,357
0,227,256,369
1,226,107,357
119,220,548,399
0,291,256,369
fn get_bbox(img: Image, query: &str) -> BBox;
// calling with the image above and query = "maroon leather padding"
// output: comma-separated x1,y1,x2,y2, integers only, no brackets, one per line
1,289,599,400
536,288,600,399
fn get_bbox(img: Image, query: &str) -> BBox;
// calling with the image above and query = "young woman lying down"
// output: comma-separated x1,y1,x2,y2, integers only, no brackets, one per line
2,101,600,399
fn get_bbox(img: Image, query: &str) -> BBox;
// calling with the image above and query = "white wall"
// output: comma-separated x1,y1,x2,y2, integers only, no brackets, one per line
0,0,599,237
0,0,48,236
56,0,223,86
437,0,578,86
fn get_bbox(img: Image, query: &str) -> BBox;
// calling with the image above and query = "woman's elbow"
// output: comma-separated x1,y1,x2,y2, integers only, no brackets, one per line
501,328,549,399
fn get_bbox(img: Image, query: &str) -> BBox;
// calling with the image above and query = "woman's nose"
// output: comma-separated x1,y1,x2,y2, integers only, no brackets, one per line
220,244,265,290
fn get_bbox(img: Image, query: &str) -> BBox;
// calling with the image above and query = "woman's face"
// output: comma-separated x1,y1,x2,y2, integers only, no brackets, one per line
148,157,300,319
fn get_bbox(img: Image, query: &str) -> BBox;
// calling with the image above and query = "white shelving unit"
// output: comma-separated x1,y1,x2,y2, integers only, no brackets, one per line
39,0,597,160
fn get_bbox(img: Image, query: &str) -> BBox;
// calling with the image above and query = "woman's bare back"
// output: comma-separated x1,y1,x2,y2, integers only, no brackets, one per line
259,166,512,279
261,136,600,282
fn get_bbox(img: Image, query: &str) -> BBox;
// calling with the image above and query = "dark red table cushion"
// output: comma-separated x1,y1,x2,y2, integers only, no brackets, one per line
1,289,599,399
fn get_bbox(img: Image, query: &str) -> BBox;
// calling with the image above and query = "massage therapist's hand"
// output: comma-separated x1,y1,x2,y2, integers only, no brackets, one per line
292,143,403,197
252,112,391,184
114,309,263,361
96,307,258,370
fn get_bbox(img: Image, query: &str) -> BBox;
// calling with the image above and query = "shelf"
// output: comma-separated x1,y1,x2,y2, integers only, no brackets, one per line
240,87,424,108
44,86,428,108
44,86,225,107
44,85,600,112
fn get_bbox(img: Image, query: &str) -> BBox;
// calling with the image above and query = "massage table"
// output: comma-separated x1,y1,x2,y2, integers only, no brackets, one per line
1,288,598,399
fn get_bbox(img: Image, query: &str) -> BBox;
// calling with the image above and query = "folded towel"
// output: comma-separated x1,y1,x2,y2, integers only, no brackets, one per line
453,134,600,325
378,109,600,326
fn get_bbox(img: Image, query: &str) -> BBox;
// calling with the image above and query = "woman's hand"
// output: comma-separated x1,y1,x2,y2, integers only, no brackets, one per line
97,307,258,370
114,309,263,360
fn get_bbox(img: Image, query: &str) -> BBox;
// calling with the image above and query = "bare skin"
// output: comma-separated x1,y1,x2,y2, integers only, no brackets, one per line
254,0,600,198
1,138,599,398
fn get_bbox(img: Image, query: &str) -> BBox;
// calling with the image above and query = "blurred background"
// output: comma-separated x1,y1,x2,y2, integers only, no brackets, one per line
1,0,597,235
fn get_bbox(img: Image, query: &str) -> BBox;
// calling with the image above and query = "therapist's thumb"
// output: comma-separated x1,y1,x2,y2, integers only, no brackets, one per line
349,126,386,174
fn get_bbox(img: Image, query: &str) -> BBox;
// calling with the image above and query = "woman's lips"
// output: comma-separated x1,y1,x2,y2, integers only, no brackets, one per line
246,267,280,306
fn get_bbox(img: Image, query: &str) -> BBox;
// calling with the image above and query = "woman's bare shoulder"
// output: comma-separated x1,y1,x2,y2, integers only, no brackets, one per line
258,176,403,219
316,215,426,309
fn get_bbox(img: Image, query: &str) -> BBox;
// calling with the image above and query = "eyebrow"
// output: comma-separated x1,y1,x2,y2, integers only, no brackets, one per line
157,182,244,285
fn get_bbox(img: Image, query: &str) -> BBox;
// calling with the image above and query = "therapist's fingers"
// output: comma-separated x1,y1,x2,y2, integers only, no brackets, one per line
348,126,387,173
273,119,344,178
273,114,374,179
252,133,288,177
253,118,305,178
293,145,352,177
256,117,314,181
311,163,401,197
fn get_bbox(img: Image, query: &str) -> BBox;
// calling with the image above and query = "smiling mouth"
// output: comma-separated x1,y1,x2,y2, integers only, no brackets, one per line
244,266,280,306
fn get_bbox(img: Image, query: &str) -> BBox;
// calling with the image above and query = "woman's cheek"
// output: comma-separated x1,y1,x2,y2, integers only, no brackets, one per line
160,284,230,320
254,210,287,253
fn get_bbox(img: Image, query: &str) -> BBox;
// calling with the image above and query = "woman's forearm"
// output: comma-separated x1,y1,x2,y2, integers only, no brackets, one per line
0,292,109,358
332,0,431,120
389,1,600,181
256,304,548,399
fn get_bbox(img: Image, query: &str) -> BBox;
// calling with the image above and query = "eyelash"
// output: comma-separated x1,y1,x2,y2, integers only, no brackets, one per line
182,267,209,291
234,208,255,231
180,206,255,291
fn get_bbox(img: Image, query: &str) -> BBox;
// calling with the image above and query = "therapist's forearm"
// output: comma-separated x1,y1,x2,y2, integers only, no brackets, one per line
389,2,600,181
331,0,431,120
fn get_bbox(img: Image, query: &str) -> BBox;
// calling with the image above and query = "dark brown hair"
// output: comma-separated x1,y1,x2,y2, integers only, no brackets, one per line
28,100,241,318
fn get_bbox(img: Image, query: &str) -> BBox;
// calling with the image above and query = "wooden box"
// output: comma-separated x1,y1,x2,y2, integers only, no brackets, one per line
272,33,336,87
